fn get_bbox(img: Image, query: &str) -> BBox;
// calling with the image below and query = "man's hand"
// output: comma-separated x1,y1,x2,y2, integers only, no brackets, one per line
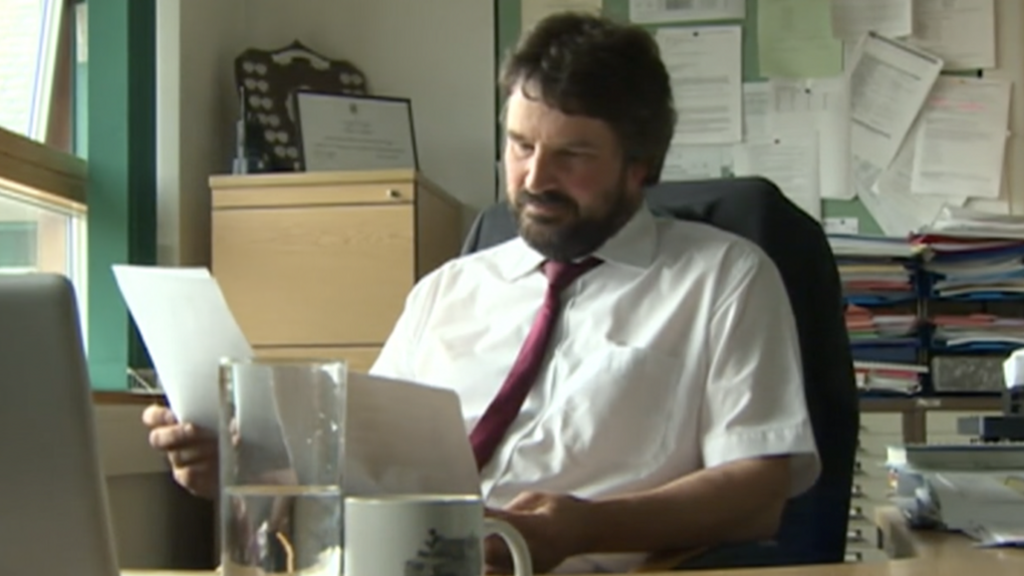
484,491,591,574
142,404,219,499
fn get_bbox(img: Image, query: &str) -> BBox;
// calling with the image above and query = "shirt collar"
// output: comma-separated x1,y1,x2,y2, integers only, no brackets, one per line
501,201,658,281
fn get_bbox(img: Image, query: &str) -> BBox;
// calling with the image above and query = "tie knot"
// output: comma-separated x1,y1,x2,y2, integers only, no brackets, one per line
542,257,602,294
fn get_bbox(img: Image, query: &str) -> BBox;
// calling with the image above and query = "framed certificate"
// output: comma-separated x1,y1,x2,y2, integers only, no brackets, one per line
294,91,418,172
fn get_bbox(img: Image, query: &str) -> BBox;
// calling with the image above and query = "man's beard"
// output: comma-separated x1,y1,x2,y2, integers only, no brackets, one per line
510,179,638,262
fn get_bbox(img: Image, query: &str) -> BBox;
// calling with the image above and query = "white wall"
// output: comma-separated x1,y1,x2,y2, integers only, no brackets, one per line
156,0,246,266
990,0,1024,215
156,0,496,266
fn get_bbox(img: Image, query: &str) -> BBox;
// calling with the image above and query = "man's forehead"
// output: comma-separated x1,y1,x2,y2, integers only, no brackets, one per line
504,90,612,144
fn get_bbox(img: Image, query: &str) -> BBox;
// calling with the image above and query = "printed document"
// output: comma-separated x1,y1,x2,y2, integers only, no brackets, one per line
742,82,772,142
661,143,734,181
656,25,743,145
629,0,744,24
734,131,821,220
910,76,1011,199
908,0,995,70
848,32,943,187
770,77,852,200
831,0,912,41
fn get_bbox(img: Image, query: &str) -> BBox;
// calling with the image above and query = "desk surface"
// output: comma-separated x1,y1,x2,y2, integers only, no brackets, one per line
121,508,1024,576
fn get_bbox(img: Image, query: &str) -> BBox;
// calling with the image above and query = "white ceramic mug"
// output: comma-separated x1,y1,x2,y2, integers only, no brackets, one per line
344,494,533,576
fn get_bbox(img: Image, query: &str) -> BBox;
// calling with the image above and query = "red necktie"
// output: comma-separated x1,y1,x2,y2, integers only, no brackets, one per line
470,257,603,469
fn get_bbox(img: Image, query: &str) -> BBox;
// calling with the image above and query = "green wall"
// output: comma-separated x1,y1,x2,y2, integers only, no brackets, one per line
495,0,882,234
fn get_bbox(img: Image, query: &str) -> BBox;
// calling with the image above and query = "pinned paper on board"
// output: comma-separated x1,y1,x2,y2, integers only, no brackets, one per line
831,0,912,41
629,0,745,24
907,0,996,71
909,76,1011,200
757,0,842,78
656,25,743,145
521,0,602,32
734,131,821,220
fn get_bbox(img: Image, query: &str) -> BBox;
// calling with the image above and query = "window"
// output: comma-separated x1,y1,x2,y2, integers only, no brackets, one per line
0,0,77,151
0,0,87,316
0,185,86,282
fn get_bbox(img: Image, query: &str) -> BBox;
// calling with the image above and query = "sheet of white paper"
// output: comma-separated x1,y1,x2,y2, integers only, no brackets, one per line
115,264,481,495
629,0,744,24
661,143,734,181
343,372,480,496
733,132,821,220
831,0,913,41
848,32,943,189
656,25,743,145
770,76,853,200
521,0,602,31
910,76,1011,199
857,182,912,237
112,265,254,432
908,0,995,70
870,131,966,236
842,41,859,71
742,82,772,142
966,197,1011,215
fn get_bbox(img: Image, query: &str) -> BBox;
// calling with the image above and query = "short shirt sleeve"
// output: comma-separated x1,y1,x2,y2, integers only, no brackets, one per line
700,248,821,497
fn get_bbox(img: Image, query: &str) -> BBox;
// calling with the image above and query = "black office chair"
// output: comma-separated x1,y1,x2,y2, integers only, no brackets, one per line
461,177,859,568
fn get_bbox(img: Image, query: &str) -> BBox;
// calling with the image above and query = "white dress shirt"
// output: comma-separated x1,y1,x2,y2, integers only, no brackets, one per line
369,203,820,573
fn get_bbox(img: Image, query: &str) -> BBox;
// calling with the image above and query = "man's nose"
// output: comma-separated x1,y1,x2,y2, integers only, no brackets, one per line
524,150,556,192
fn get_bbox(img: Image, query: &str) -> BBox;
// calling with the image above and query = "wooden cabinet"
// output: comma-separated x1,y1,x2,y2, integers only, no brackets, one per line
209,169,465,372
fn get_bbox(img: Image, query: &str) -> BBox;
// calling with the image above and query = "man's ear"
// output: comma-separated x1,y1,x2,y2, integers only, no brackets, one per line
625,161,649,192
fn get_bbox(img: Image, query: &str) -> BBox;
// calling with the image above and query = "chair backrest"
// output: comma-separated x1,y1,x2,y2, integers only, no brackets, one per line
0,273,120,576
461,177,859,566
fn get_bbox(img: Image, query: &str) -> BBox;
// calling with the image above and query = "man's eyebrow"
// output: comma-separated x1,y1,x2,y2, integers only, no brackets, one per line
507,130,598,150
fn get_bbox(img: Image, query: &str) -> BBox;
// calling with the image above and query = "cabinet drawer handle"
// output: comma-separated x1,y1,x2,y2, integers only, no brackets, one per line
386,188,401,199
849,506,864,520
846,528,864,542
853,461,864,475
845,551,863,563
851,484,864,498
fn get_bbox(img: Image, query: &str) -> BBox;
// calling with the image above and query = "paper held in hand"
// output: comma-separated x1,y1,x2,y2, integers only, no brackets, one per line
111,264,480,496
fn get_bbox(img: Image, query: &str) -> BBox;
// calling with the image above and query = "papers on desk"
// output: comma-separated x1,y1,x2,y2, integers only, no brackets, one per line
922,206,1024,240
113,264,481,496
888,445,1024,547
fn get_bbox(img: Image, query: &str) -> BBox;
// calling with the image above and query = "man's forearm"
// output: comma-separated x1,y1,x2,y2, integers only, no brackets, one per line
572,456,792,555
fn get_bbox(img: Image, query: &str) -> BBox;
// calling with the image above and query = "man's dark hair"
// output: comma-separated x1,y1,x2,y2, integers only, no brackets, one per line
499,12,677,186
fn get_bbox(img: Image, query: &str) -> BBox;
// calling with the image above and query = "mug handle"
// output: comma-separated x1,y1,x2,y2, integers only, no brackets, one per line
483,518,534,576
